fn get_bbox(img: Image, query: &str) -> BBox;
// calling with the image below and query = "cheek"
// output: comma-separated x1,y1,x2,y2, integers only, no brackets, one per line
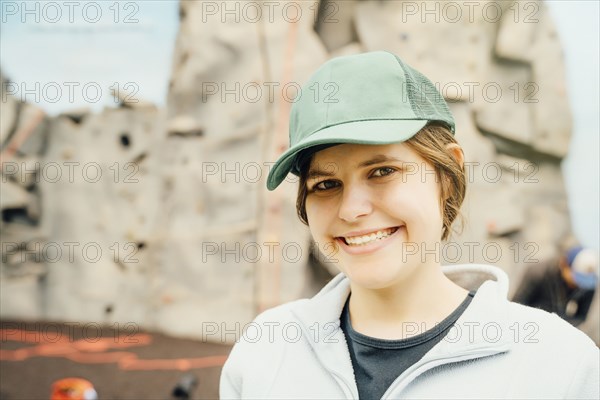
305,197,328,236
305,196,314,222
380,182,443,226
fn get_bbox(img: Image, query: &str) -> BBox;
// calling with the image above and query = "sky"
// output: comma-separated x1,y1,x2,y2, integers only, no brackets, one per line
0,0,598,251
0,0,179,110
546,1,600,251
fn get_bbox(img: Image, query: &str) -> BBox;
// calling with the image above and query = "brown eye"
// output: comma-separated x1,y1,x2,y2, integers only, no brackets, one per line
371,167,396,178
311,180,340,192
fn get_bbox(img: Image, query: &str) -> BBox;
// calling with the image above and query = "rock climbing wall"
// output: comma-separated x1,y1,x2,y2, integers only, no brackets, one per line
1,79,167,326
1,0,594,343
166,0,577,306
1,74,49,319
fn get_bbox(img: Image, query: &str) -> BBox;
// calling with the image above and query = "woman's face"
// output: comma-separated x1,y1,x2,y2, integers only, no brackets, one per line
305,142,444,289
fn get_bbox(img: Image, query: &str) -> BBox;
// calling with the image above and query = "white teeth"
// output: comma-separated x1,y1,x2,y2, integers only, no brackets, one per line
343,227,399,246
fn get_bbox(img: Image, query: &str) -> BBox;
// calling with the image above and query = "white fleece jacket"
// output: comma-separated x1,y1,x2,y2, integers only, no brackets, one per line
220,264,600,399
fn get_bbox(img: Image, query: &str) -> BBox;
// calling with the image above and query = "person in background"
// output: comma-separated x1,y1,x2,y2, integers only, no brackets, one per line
513,246,599,327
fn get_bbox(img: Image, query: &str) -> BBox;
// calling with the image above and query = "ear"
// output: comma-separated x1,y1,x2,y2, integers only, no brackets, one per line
446,143,464,170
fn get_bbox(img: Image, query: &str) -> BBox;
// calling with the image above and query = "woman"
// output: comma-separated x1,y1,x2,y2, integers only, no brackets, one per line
220,51,599,399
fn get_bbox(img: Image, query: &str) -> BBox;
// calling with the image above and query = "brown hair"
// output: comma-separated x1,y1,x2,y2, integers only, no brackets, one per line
295,124,466,241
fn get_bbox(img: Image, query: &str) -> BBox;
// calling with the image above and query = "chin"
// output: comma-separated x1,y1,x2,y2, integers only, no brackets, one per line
345,263,411,290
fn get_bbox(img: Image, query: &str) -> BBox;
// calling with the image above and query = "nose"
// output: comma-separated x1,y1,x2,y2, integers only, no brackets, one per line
337,182,373,222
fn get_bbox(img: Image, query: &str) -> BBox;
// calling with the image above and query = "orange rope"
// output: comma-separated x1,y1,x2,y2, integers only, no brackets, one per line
264,12,299,313
0,329,228,371
0,107,46,164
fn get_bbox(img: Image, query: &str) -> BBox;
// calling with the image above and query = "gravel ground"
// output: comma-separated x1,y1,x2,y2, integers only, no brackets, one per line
0,320,232,400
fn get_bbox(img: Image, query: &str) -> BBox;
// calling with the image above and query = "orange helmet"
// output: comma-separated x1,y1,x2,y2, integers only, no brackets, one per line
50,378,98,400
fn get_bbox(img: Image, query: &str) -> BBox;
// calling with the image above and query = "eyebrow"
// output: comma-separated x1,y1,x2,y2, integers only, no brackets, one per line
307,154,404,179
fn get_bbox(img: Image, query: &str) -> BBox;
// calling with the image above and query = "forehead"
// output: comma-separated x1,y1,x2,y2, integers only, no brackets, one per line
306,142,428,179
310,142,417,167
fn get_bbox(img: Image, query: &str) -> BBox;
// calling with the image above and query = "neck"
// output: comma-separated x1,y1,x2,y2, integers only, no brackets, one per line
348,264,469,339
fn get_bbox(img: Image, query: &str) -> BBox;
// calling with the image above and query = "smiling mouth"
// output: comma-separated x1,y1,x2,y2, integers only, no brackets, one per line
338,226,401,246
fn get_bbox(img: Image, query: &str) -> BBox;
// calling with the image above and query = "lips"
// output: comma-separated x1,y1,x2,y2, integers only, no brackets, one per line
337,226,402,246
334,225,404,255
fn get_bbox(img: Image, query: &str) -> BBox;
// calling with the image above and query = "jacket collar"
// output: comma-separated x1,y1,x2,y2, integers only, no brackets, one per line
289,264,514,387
292,264,510,331
425,264,513,358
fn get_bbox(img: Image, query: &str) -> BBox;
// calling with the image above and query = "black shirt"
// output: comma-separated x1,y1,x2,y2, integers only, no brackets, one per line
340,290,476,400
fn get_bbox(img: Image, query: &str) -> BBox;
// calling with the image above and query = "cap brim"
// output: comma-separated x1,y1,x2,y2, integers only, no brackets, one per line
266,119,428,190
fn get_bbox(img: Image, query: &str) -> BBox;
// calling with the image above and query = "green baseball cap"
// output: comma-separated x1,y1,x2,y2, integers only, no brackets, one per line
266,51,455,191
